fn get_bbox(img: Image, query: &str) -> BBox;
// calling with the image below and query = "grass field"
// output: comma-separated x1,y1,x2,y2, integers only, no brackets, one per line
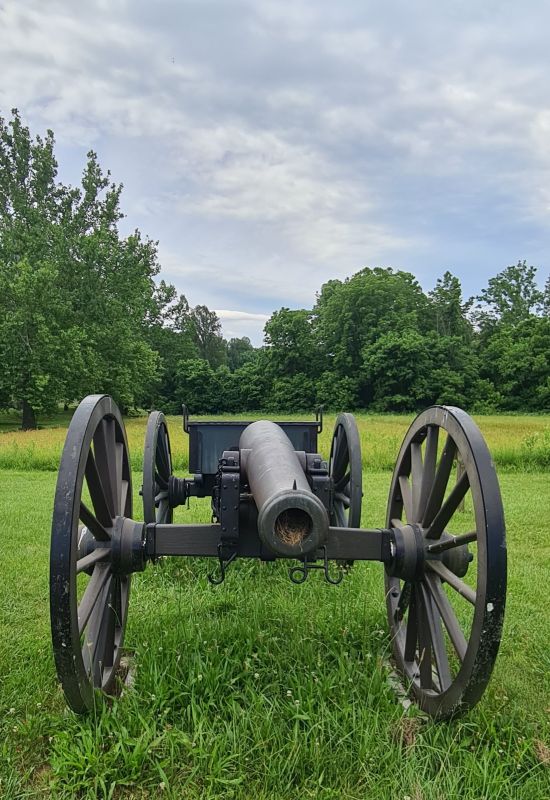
1,411,549,473
0,413,549,798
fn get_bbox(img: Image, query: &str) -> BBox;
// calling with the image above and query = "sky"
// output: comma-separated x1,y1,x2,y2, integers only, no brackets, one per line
1,0,549,344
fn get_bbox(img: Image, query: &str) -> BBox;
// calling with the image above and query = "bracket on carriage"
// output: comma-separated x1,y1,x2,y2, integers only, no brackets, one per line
288,546,344,585
207,543,238,585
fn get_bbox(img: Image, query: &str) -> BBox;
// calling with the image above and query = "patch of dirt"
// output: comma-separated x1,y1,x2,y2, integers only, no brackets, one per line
392,716,421,750
534,739,550,765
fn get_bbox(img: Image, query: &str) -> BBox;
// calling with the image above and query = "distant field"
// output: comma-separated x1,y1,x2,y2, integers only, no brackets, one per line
0,467,548,798
1,409,549,472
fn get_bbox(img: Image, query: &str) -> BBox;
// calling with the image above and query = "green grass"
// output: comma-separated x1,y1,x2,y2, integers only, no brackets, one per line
1,411,550,473
0,466,549,799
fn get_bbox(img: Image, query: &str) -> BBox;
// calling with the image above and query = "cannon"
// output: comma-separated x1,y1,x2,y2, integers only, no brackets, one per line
50,395,507,718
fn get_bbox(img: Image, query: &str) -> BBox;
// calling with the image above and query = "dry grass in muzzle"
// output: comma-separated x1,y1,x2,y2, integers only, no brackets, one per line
274,509,311,546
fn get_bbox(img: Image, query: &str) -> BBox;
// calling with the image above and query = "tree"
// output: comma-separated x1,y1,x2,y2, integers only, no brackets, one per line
362,329,432,411
190,305,227,367
428,271,473,338
174,358,221,414
315,372,359,410
0,260,85,428
0,109,161,425
313,267,429,384
478,317,550,410
268,373,316,412
227,337,255,371
264,308,317,378
475,261,544,326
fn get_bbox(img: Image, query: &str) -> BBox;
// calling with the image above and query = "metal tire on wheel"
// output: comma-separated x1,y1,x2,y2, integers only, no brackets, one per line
50,394,133,713
385,406,507,718
142,411,173,524
329,412,362,528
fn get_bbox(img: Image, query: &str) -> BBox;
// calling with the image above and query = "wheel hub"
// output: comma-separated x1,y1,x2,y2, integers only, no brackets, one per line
388,523,472,582
110,516,146,576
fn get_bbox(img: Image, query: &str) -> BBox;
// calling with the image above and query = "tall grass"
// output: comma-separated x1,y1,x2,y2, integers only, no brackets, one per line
0,470,548,798
1,412,549,472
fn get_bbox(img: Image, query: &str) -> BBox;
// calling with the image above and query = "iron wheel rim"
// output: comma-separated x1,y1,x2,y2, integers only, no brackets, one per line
142,411,173,524
50,395,132,713
329,412,362,529
385,405,507,718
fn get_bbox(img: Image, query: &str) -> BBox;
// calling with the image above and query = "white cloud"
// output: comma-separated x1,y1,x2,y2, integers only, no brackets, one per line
0,0,548,316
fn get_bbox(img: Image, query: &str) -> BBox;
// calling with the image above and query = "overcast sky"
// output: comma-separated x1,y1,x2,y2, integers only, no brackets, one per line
1,0,549,343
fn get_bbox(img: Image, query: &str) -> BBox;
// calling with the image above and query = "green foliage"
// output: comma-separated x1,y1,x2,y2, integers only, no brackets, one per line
475,260,544,326
191,305,227,367
227,336,255,371
0,109,160,424
1,466,549,797
233,357,269,411
480,317,550,411
264,308,318,378
315,371,359,411
1,109,548,420
268,373,316,412
313,267,429,377
174,358,221,414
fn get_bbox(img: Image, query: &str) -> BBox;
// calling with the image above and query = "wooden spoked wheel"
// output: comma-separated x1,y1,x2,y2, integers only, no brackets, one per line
50,395,132,713
142,411,173,524
385,406,507,718
329,413,362,529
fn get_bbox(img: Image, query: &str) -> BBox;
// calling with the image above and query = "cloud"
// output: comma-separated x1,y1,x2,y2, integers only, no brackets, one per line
0,0,548,328
216,310,270,322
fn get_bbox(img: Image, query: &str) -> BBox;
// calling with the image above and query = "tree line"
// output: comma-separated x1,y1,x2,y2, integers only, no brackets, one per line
0,110,548,428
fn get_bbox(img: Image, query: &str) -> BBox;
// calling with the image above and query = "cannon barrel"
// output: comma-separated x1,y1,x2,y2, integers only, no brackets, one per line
240,420,329,557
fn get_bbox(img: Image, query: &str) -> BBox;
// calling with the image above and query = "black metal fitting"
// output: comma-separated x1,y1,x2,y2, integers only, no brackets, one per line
386,523,425,582
110,517,146,575
168,475,189,507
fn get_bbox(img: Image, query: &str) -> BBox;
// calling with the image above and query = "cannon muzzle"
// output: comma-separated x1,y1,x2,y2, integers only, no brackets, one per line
240,421,329,557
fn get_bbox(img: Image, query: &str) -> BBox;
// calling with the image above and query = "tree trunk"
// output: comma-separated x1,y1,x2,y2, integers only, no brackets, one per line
21,399,37,430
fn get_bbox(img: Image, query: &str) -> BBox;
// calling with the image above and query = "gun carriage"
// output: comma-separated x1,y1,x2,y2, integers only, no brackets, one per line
50,395,506,718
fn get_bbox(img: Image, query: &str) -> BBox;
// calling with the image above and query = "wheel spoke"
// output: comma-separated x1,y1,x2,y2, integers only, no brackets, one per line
156,436,169,478
82,579,114,683
158,504,171,524
427,560,477,605
427,531,477,554
404,587,418,662
398,475,414,521
426,471,470,540
416,586,433,689
396,581,411,621
424,573,467,661
334,472,351,492
79,502,111,542
78,565,111,635
160,430,172,477
84,451,113,526
420,582,452,691
335,491,350,508
93,420,117,518
422,435,457,527
155,471,169,491
120,479,129,514
333,431,349,479
410,443,423,520
76,547,110,574
93,583,117,684
114,442,123,514
418,425,438,522
335,502,347,527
